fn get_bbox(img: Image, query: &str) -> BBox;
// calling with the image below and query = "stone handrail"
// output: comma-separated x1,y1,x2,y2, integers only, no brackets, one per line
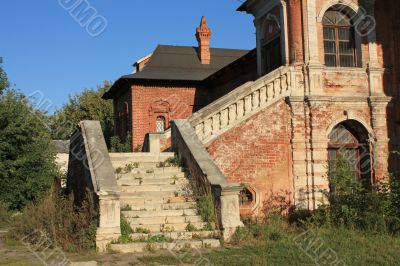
190,66,294,143
67,120,121,252
171,120,244,241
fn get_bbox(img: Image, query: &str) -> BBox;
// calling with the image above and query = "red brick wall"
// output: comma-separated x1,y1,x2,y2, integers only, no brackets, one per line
131,85,197,149
206,99,293,217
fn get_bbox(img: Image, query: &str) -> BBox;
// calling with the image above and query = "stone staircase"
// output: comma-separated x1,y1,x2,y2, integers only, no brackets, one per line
108,153,221,253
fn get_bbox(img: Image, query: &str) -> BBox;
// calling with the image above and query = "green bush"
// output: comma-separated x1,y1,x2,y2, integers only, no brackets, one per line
0,201,10,229
119,215,133,244
197,194,216,223
110,133,132,152
303,154,400,235
165,153,182,167
0,90,57,210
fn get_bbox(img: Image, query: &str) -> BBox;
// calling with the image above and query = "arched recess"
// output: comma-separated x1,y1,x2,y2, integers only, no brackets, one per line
149,100,171,132
327,119,374,189
317,1,359,23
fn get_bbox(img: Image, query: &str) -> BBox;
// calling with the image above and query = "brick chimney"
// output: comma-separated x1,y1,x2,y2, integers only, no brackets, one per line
196,16,212,64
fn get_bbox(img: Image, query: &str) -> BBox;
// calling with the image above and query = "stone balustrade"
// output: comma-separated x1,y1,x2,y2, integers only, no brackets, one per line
190,66,294,143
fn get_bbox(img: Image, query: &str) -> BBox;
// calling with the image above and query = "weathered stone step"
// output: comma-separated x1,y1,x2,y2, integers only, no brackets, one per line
109,239,220,253
116,172,185,180
122,201,196,212
120,195,190,206
131,167,183,174
127,215,203,225
130,230,220,241
122,209,197,218
118,177,187,186
119,184,187,193
131,222,211,233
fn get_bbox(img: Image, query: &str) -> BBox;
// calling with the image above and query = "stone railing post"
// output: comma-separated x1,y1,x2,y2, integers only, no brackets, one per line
219,185,244,241
96,192,121,252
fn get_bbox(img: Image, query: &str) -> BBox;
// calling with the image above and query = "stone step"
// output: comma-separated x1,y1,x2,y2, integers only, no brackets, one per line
130,230,220,241
119,184,187,193
120,195,191,206
117,171,184,180
109,152,175,163
122,209,198,218
118,177,187,186
127,215,203,225
109,239,220,253
131,222,211,233
122,202,196,212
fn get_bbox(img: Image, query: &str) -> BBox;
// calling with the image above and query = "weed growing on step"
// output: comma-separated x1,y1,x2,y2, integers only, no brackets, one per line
148,235,173,243
145,242,157,253
185,222,198,232
124,163,139,172
120,205,132,211
119,215,133,244
165,153,182,167
135,227,150,234
156,161,166,168
146,169,154,174
202,222,213,231
197,194,216,224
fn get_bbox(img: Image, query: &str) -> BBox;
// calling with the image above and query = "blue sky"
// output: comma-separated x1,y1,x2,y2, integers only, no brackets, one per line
0,0,255,112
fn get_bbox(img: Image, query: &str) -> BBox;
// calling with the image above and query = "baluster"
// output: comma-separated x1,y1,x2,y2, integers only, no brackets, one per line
260,86,267,106
204,118,212,137
275,78,281,95
213,113,220,133
252,90,259,110
195,123,204,140
228,104,237,125
281,74,288,92
267,83,274,100
237,99,244,119
221,108,228,128
244,95,252,115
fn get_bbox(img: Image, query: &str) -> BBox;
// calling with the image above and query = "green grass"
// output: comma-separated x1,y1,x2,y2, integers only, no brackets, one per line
136,224,400,266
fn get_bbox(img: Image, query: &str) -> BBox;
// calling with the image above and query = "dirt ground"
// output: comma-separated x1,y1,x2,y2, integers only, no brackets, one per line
0,230,195,266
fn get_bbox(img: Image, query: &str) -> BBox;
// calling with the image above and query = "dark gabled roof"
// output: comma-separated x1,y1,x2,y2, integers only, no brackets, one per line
103,45,249,99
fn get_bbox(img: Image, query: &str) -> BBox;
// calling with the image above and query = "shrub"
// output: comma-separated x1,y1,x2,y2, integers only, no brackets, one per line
0,90,57,210
197,194,216,223
119,215,133,244
0,201,10,229
9,185,96,252
165,153,182,167
110,133,132,152
307,154,400,235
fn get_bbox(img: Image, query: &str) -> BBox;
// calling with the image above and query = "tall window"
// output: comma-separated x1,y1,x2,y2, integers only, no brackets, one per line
323,10,356,67
156,116,165,133
262,37,282,74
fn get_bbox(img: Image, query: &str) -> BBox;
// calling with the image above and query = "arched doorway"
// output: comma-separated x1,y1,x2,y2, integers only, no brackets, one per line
328,120,373,189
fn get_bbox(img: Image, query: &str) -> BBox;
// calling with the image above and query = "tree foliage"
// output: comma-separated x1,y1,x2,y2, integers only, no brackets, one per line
0,90,57,210
0,57,9,94
50,81,114,145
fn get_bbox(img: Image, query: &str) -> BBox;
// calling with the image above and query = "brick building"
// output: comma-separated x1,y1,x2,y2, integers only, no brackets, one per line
105,1,400,217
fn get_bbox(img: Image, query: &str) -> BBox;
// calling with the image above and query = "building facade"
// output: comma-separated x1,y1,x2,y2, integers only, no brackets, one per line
106,0,399,217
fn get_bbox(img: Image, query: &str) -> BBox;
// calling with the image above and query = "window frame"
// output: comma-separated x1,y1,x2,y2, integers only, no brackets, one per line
322,11,358,68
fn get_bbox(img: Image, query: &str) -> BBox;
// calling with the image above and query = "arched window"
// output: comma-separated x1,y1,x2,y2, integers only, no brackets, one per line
323,9,357,67
156,116,166,133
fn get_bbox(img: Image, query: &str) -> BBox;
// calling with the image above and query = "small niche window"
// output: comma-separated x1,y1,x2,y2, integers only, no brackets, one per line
156,116,166,133
239,188,253,206
323,9,357,67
